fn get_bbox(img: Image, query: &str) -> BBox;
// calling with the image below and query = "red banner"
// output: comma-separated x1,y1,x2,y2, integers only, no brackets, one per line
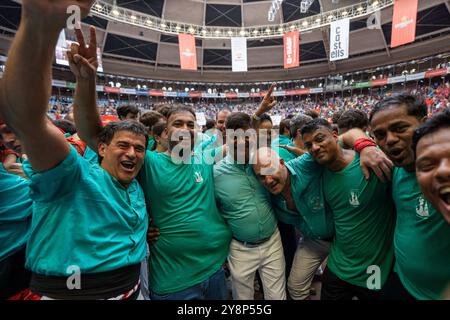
425,68,448,78
286,89,310,96
104,86,120,94
178,33,197,71
149,90,164,97
284,31,299,69
225,93,238,99
370,79,388,87
189,92,202,98
391,0,418,48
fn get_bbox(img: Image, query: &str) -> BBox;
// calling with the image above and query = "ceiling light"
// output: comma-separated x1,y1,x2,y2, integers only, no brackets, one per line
112,9,119,16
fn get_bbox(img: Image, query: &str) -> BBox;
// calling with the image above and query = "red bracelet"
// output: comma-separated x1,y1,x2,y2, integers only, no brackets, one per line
354,138,377,153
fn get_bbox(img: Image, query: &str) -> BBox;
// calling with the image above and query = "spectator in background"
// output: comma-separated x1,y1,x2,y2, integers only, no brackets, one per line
117,105,139,121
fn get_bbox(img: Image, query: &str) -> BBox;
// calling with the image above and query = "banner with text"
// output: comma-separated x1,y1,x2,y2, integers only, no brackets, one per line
391,0,418,48
330,18,350,62
284,31,300,69
231,37,248,72
178,33,198,71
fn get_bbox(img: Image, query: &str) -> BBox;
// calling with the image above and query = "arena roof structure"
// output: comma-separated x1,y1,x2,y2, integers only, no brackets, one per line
0,0,450,82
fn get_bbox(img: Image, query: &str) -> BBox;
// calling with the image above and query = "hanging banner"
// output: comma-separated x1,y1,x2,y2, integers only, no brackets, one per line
371,79,389,87
120,88,136,95
104,86,120,94
149,90,164,97
406,72,425,81
178,33,197,71
330,18,350,62
231,37,248,72
189,92,202,98
284,31,299,69
391,0,418,48
388,75,406,84
425,68,448,78
310,88,324,94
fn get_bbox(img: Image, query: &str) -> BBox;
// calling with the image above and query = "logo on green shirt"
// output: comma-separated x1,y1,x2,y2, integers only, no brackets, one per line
415,196,430,219
349,190,360,207
194,171,204,184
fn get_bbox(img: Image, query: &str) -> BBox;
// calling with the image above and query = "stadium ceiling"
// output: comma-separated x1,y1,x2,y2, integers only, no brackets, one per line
1,0,450,82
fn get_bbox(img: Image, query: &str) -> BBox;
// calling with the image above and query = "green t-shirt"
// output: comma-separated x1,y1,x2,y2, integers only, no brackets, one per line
23,147,148,276
0,164,32,262
146,137,155,151
392,167,450,300
285,153,334,240
323,153,395,289
272,135,297,162
138,151,232,295
214,156,277,243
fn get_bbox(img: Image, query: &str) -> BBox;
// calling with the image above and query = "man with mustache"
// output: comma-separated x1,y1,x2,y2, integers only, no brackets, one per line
413,108,450,225
345,94,450,299
0,0,149,299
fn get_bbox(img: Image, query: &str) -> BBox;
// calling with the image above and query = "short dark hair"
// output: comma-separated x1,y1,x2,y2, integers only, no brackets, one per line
98,120,148,148
412,108,450,154
225,112,252,130
331,110,343,124
301,118,332,136
304,110,320,119
205,118,216,130
154,104,173,119
279,119,291,136
53,119,77,135
259,113,272,124
116,105,139,120
290,114,313,138
151,121,167,151
369,93,428,122
139,111,164,131
166,106,196,121
337,109,368,131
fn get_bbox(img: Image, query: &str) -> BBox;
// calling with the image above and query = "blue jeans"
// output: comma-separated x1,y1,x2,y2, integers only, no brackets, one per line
150,267,228,300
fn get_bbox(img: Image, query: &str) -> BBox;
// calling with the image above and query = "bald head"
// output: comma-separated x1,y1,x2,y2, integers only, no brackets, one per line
253,147,288,195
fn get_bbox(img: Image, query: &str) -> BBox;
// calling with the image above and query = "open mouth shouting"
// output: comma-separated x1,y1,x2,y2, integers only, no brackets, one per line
120,160,136,172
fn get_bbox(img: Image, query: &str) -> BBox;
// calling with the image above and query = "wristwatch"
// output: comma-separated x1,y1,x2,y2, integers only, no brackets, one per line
252,114,261,121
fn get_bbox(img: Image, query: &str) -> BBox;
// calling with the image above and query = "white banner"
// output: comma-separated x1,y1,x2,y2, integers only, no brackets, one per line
330,18,350,62
237,92,250,98
120,88,137,95
388,75,406,84
231,37,248,72
406,72,425,81
310,88,324,94
273,91,286,97
52,80,67,88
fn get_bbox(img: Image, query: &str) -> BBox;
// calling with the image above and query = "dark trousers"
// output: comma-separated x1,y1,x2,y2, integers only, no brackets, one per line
321,266,382,300
379,271,416,301
0,247,31,299
278,221,297,278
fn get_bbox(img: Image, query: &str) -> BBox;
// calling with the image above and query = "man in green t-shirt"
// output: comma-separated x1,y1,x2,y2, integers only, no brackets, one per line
344,94,450,300
301,118,395,300
214,112,286,300
413,108,450,225
0,0,149,300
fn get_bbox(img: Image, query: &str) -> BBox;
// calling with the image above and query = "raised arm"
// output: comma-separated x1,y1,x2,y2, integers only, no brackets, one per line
0,0,94,172
68,26,102,152
251,83,277,128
